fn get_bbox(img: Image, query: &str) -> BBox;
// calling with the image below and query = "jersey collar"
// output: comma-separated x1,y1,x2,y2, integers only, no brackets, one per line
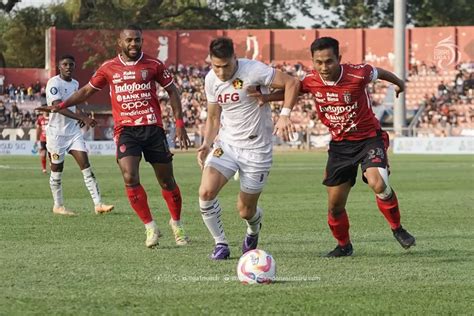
319,65,343,86
118,52,144,66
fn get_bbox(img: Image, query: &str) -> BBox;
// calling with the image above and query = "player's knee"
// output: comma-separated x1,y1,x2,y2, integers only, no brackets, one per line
368,167,390,195
122,172,139,186
158,178,176,191
198,186,217,201
328,204,345,216
368,177,385,194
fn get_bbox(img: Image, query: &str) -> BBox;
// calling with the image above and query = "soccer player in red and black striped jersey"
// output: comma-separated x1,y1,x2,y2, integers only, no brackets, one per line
253,37,415,257
38,25,191,248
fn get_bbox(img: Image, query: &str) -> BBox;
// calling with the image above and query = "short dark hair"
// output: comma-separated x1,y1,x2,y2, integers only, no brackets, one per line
123,24,142,33
209,37,234,59
310,37,339,57
58,54,75,62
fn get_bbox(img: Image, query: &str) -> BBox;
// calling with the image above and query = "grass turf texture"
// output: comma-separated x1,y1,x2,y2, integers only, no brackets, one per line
1,152,473,314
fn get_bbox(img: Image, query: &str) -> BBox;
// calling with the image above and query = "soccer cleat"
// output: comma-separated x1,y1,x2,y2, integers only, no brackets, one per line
242,231,259,254
169,219,190,246
52,206,77,216
392,226,416,249
325,243,353,257
42,169,47,174
94,203,114,214
210,243,230,260
145,226,160,248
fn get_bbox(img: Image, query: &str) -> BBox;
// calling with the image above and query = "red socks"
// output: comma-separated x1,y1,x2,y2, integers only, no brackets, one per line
126,184,153,224
162,185,182,221
328,210,350,246
376,191,401,230
41,156,46,170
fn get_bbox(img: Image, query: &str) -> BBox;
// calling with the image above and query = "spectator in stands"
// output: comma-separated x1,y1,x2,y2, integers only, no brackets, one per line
33,80,41,98
0,100,8,126
11,102,22,127
0,74,4,95
438,80,448,97
27,84,34,100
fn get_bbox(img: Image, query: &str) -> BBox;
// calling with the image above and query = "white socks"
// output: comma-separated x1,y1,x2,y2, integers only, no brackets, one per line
245,206,263,235
82,167,102,205
145,220,157,230
199,198,228,245
49,171,63,208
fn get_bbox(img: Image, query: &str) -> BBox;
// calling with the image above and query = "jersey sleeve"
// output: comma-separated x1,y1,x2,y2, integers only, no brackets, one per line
204,74,217,103
154,61,173,89
249,60,276,87
46,78,62,105
89,64,109,90
362,64,378,85
300,75,311,94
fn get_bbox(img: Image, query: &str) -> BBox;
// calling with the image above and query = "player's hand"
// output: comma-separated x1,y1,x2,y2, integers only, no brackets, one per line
78,116,97,128
197,143,211,170
395,82,405,98
35,105,61,113
247,86,266,106
273,115,295,142
175,126,191,150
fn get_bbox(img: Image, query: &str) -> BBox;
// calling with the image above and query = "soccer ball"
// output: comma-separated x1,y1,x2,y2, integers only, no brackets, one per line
237,249,276,284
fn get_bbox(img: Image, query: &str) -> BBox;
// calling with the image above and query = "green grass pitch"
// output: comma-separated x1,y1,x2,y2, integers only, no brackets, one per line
1,152,473,314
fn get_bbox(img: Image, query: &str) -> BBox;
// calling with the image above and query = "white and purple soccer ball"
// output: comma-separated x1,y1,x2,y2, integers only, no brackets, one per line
237,249,276,284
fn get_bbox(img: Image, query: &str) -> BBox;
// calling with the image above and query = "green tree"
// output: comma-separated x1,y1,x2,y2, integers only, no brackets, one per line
313,0,474,28
0,0,21,13
1,7,52,67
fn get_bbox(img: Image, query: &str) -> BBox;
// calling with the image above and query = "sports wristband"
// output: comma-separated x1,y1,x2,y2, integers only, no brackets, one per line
58,101,67,109
280,107,291,116
176,118,185,128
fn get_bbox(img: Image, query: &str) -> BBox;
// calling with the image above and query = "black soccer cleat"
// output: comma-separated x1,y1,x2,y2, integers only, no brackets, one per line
325,243,353,257
392,226,416,249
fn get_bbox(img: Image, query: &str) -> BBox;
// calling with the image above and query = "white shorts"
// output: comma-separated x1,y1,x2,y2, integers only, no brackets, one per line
46,132,88,164
204,141,272,194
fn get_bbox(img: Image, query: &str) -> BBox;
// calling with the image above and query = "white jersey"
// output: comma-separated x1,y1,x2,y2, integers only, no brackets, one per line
205,58,275,149
46,75,81,136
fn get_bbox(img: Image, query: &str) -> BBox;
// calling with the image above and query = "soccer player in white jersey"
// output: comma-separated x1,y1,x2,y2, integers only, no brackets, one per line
197,37,300,260
46,55,114,216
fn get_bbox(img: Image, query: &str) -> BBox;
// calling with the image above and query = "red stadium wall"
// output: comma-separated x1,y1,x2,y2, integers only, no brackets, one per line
0,68,49,87
2,26,472,106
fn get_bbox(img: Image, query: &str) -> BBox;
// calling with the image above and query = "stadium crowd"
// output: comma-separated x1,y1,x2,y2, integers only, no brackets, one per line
0,81,46,128
1,61,472,141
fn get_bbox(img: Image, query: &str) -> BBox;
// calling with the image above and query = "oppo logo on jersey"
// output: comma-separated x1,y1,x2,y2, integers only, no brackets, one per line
115,82,151,94
217,93,239,103
121,100,149,110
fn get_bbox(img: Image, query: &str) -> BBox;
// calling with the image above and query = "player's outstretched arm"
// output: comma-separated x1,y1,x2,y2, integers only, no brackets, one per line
269,71,300,141
165,83,191,150
376,67,405,98
35,84,98,113
197,102,221,170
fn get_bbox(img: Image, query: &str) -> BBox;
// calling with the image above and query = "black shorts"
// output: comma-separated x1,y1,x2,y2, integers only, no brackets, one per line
323,133,389,187
40,141,47,150
115,125,173,163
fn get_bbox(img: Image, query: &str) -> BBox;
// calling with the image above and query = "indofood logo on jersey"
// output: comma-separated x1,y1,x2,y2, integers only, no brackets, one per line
115,82,151,94
320,102,359,115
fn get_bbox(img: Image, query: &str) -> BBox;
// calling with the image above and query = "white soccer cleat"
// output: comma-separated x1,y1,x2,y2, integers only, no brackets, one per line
145,226,161,248
53,206,77,216
94,203,114,214
169,219,190,246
